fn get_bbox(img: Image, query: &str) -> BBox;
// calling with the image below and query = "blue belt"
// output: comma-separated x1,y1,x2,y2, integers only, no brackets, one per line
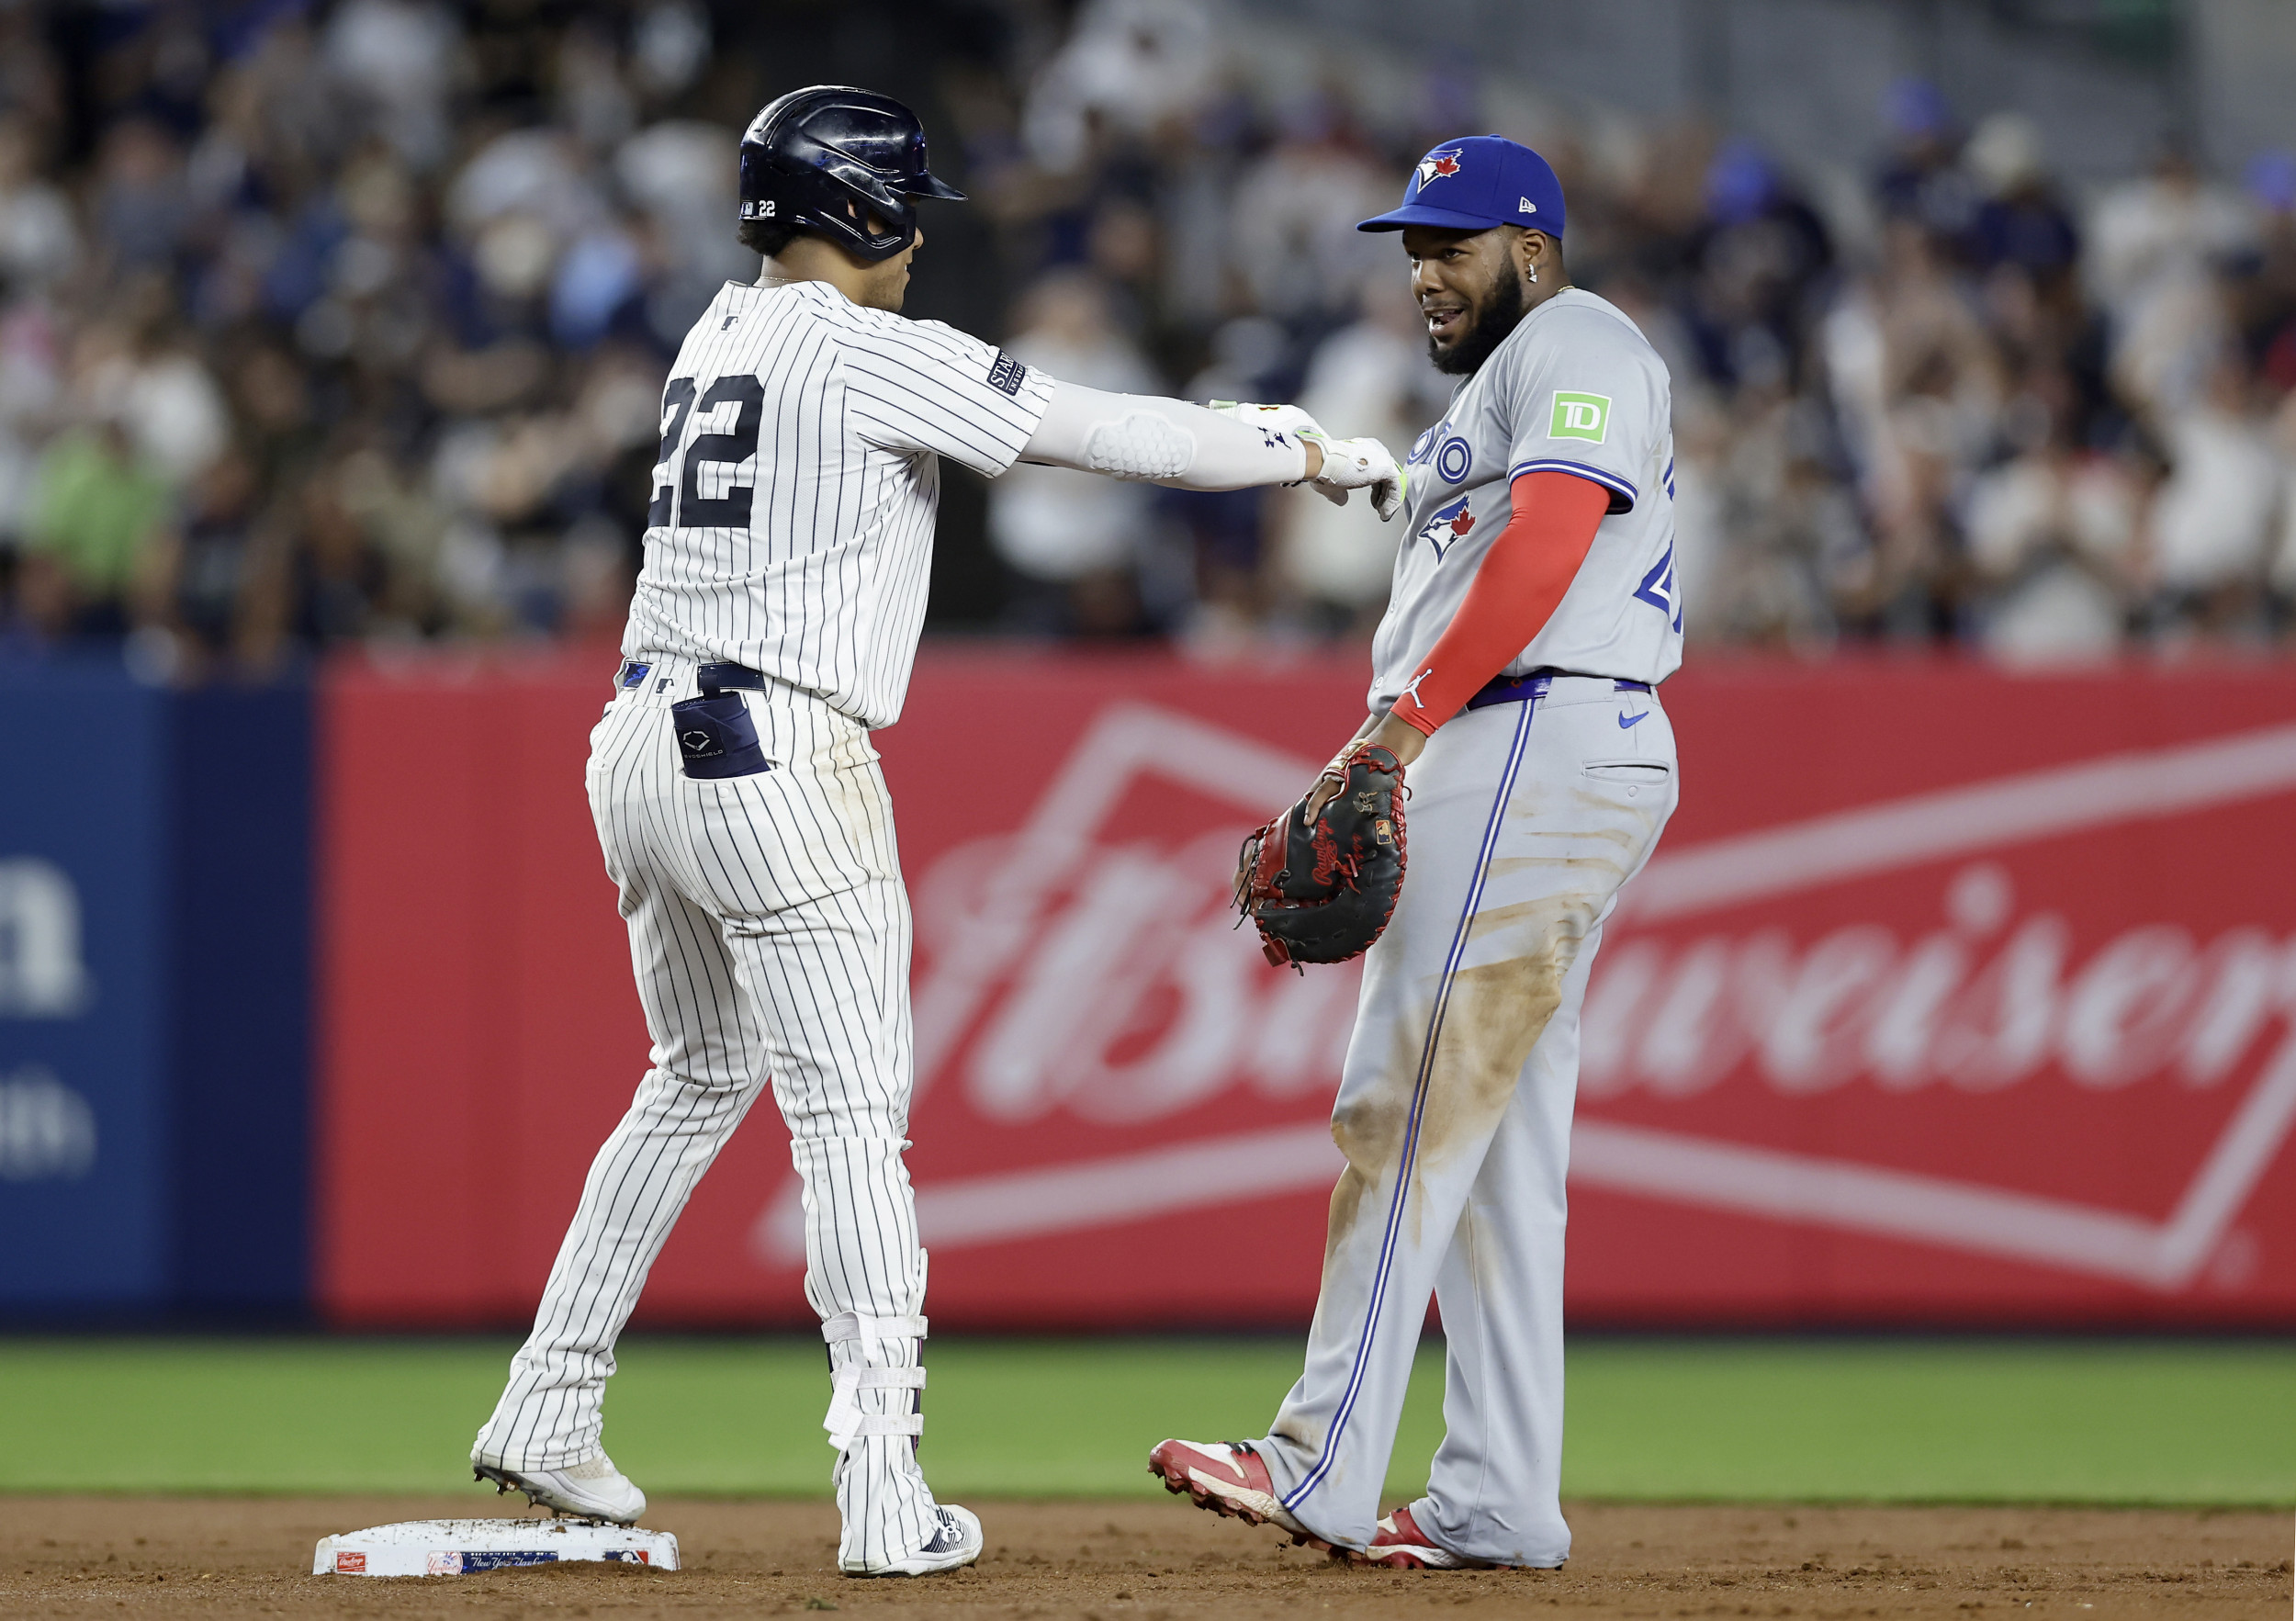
613,659,766,694
695,661,767,694
1463,669,1650,711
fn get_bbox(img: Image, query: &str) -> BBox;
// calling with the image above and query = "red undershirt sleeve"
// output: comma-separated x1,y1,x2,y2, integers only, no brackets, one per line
1389,469,1613,737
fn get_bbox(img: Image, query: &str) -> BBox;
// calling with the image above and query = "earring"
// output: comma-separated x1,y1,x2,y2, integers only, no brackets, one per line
1528,264,1539,284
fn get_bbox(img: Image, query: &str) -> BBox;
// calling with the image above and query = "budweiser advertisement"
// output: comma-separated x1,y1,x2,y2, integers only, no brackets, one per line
316,650,2296,1328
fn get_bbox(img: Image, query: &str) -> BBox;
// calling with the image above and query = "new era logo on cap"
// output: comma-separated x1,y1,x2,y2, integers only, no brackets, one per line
1520,197,1537,213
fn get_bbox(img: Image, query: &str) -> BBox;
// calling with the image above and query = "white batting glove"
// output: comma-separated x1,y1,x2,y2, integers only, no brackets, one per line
1208,400,1328,483
1207,400,1326,443
1311,435,1405,521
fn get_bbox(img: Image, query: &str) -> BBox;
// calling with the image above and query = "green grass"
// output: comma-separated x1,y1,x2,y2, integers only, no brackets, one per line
0,1336,2289,1505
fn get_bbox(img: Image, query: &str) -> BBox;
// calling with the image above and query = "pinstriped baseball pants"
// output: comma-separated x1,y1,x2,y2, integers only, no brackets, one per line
1251,679,1679,1565
472,664,940,1568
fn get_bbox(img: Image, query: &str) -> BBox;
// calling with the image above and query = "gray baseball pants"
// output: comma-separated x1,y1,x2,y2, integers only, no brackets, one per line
1253,675,1679,1564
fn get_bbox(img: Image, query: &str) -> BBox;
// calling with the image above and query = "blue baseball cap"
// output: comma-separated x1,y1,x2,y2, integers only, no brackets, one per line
1357,135,1566,236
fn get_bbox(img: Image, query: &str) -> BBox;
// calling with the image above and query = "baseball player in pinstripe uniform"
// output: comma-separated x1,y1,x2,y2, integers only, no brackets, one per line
467,86,1402,1577
1152,137,1682,1570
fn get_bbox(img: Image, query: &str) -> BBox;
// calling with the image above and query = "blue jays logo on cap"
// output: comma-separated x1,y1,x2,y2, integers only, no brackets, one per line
1360,135,1567,238
1415,148,1465,189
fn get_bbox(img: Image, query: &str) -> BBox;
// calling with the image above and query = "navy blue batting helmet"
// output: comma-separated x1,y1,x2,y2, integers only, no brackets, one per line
737,85,964,263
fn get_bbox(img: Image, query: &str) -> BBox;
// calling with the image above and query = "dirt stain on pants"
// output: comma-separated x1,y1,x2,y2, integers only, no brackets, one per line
1322,886,1601,1266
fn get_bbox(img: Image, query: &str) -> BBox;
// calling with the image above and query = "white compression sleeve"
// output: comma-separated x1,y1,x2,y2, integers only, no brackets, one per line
1017,379,1311,490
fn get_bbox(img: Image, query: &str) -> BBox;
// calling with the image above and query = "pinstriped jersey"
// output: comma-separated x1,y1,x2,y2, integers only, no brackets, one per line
1367,287,1680,706
623,278,1053,727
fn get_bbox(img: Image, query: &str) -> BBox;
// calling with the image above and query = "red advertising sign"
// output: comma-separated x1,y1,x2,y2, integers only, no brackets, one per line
315,650,2296,1327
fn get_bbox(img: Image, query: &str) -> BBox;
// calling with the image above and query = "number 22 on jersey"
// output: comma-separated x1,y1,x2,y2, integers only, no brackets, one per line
647,376,765,531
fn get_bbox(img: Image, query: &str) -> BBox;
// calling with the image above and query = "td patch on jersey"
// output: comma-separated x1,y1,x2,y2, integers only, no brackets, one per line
1548,390,1611,444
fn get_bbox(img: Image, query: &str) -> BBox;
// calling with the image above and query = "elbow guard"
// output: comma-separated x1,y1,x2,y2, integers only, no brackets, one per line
1082,412,1196,480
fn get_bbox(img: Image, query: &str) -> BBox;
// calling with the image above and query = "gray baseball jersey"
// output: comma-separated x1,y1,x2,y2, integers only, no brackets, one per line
1240,296,1685,1567
622,279,1054,728
1367,288,1680,707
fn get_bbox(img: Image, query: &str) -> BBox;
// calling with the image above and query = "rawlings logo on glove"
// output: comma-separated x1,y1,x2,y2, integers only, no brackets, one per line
1233,742,1408,966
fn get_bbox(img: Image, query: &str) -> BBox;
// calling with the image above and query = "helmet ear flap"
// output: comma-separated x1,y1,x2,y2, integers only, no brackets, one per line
737,84,948,262
821,191,913,257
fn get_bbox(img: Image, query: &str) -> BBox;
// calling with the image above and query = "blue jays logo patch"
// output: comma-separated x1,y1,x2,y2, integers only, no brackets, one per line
1414,148,1464,192
1416,494,1478,558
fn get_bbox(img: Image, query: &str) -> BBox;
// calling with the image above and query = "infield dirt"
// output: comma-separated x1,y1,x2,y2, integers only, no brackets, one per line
0,1498,2286,1619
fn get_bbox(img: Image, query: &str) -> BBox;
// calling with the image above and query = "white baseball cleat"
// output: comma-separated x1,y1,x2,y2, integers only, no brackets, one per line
847,1503,983,1577
471,1452,647,1525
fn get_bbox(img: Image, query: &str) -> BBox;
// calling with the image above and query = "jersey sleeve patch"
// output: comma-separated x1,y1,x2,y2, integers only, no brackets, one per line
1548,390,1611,444
987,350,1029,397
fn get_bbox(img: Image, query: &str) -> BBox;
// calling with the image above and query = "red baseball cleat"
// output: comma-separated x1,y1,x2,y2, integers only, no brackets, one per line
1347,1503,1494,1570
1147,1439,1326,1548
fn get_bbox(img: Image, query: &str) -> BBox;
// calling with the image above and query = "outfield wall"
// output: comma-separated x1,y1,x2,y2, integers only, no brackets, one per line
0,664,310,1317
3,650,2290,1324
313,649,2296,1331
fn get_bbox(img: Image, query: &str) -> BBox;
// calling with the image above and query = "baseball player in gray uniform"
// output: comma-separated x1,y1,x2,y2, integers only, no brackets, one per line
466,86,1401,1577
1153,136,1683,1569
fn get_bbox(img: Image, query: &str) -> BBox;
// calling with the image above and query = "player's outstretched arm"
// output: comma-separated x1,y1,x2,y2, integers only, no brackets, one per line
1205,401,1403,516
1017,380,1401,516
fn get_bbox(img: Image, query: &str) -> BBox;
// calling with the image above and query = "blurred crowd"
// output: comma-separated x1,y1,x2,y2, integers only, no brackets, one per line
2,0,2294,680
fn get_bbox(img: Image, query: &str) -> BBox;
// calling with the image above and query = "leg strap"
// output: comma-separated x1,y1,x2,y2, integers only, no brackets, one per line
826,1407,926,1444
821,1314,929,1450
838,1366,928,1393
825,1366,929,1447
821,1312,928,1343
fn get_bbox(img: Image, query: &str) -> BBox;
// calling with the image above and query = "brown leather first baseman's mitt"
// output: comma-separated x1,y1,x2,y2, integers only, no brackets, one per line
1234,741,1408,966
